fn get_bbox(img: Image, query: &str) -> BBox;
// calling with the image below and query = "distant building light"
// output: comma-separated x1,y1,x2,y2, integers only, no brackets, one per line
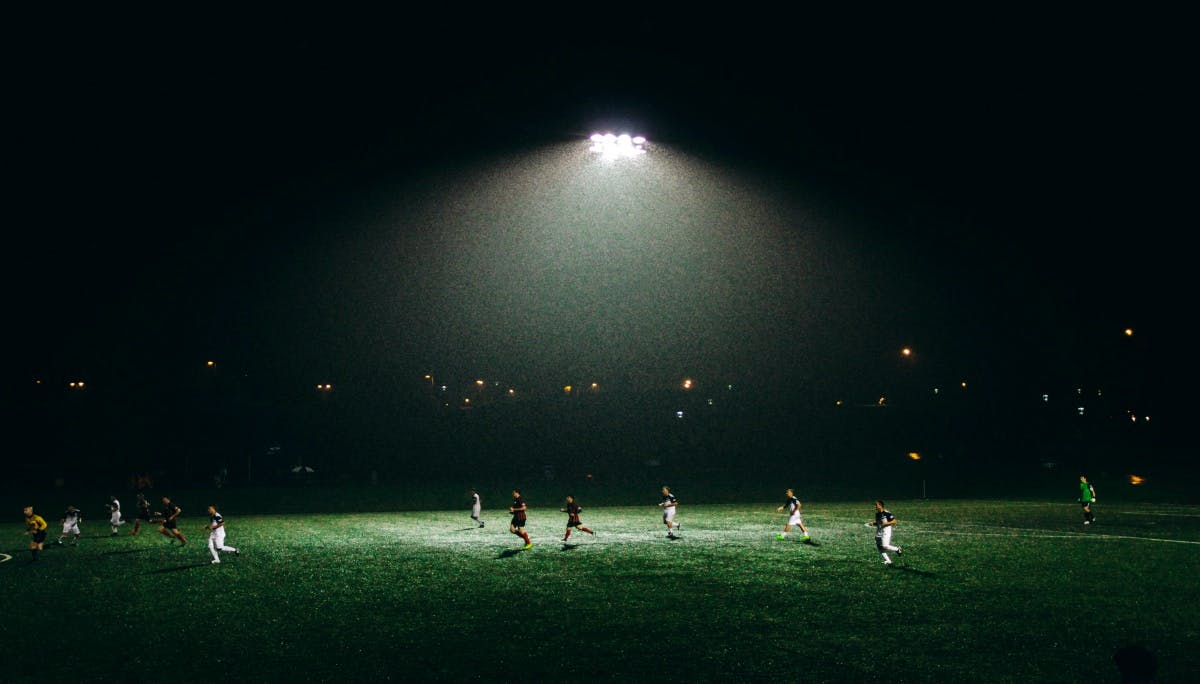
682,378,693,390
1124,328,1134,337
563,385,572,393
901,347,912,357
706,398,714,406
960,381,967,389
1042,394,1049,402
476,379,485,386
1129,474,1145,485
1077,406,1085,416
878,396,886,406
933,387,940,395
675,410,684,419
206,360,215,368
907,452,921,461
439,385,447,392
507,388,516,396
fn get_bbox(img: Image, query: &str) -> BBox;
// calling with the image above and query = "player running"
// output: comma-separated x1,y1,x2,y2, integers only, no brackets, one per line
130,492,153,535
56,505,83,546
156,497,187,546
508,489,532,550
867,500,902,565
24,506,48,561
560,495,595,542
658,485,681,538
107,495,123,536
775,489,811,542
204,505,240,564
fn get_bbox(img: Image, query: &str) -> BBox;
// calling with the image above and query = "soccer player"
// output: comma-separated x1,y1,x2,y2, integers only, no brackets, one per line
204,505,240,564
868,499,902,565
469,488,484,528
508,489,532,549
1079,475,1097,525
57,505,83,545
560,495,595,542
130,492,153,535
24,506,48,561
658,485,681,538
156,496,187,546
107,495,123,535
775,488,811,541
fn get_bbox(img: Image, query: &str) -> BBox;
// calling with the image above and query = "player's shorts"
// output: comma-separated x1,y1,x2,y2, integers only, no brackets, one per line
161,519,178,530
788,513,804,526
510,516,526,528
62,522,80,535
662,507,676,523
137,511,152,521
1080,501,1093,508
566,520,582,528
32,530,47,543
110,513,121,524
471,506,481,518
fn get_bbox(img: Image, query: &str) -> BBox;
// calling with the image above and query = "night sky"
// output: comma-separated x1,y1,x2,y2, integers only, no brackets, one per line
9,10,1192,427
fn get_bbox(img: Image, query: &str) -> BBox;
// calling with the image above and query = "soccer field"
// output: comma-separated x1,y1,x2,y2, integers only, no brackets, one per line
3,499,1197,683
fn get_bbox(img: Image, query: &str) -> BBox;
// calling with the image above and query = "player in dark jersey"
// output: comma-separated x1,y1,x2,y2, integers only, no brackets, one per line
560,495,595,542
130,492,153,535
156,496,187,546
775,488,811,542
867,500,902,565
658,485,681,538
508,489,532,549
24,506,48,561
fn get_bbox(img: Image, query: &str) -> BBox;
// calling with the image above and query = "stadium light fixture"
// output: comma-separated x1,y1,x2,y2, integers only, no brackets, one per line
589,131,647,159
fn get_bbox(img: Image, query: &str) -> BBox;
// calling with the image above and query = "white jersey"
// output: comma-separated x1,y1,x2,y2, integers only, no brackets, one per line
661,493,678,522
784,496,803,526
109,499,121,524
471,492,481,514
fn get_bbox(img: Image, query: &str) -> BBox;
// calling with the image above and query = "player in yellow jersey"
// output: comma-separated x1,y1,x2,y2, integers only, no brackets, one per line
23,506,48,561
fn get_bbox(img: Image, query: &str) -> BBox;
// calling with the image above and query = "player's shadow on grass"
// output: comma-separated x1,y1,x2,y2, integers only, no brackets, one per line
496,549,525,559
455,527,480,532
893,565,935,578
149,562,212,573
560,543,580,551
103,548,154,556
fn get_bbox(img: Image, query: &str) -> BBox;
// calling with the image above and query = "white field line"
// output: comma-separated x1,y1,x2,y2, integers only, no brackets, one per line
908,525,1200,546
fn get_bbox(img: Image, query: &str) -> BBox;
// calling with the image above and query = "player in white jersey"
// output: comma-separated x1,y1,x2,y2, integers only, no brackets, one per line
469,488,484,528
57,505,83,545
204,505,240,564
107,495,123,535
867,499,902,565
775,489,811,541
658,485,681,538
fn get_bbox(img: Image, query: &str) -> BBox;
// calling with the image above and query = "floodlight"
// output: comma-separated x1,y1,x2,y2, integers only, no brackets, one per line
588,131,648,159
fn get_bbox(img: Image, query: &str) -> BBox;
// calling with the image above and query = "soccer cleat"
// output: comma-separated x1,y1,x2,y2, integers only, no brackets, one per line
234,549,239,556
776,534,786,540
211,559,220,564
523,542,533,550
896,546,903,556
884,560,893,565
479,522,485,528
54,540,63,545
800,535,811,542
1083,520,1091,525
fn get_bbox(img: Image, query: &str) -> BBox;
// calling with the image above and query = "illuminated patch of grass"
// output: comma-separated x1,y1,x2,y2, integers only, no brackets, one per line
2,500,1196,682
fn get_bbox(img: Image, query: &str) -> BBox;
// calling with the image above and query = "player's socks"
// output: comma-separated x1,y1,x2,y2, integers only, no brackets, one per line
31,550,38,560
563,530,572,541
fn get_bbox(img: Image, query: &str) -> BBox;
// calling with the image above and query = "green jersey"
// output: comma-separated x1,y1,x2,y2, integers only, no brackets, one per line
1080,482,1095,503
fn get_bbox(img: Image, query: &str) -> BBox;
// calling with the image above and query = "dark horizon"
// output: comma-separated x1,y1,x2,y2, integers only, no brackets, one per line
8,11,1192,475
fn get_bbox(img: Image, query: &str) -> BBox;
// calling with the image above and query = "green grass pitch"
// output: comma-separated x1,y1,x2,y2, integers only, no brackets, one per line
3,499,1197,682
